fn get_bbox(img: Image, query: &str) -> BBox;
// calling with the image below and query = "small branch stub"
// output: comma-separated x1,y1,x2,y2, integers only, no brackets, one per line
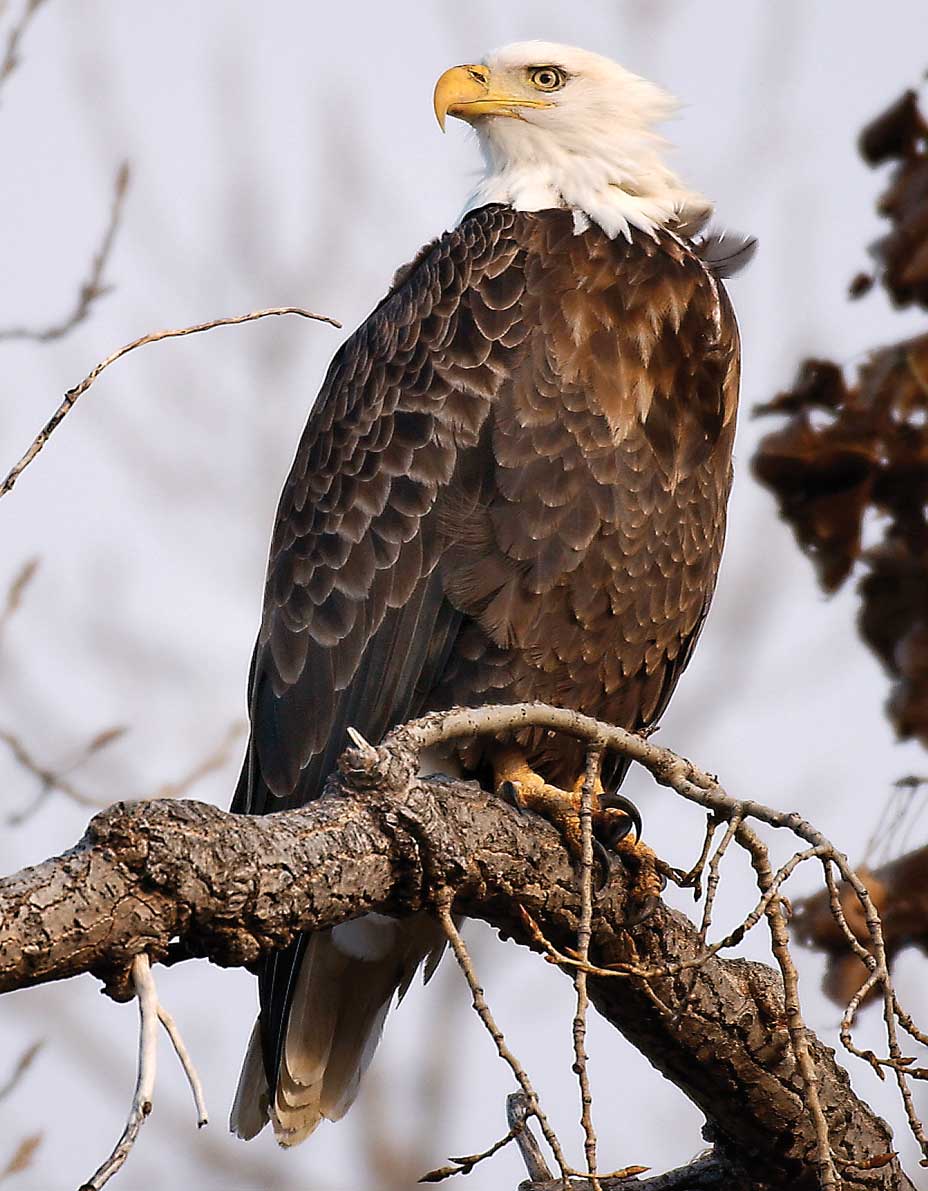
79,956,208,1190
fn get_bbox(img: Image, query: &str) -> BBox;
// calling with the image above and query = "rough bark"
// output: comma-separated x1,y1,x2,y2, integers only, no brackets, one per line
0,752,911,1190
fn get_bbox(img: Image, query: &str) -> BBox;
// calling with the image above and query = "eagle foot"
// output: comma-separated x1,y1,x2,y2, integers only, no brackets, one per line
613,834,665,924
493,749,643,893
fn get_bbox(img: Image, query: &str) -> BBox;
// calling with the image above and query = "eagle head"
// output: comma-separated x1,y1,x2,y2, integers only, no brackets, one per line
434,41,712,241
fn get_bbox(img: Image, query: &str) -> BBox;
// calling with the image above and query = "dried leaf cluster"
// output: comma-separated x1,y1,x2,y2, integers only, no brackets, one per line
753,87,928,745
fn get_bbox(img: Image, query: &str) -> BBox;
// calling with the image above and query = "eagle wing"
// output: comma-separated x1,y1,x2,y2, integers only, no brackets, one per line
231,205,530,1114
233,207,529,821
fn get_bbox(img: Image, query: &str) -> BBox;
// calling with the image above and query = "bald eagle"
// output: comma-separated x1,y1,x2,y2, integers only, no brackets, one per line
230,41,751,1144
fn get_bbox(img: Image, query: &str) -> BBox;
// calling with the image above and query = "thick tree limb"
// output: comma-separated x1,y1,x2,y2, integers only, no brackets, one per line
0,725,910,1190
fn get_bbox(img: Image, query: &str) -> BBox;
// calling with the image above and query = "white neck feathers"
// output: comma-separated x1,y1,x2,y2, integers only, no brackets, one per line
461,45,712,240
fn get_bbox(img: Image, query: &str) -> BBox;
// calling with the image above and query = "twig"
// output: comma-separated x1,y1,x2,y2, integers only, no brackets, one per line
388,702,928,1165
79,955,208,1190
152,721,244,799
0,306,341,500
156,1005,207,1128
841,972,883,1074
519,844,828,988
697,813,742,944
80,955,159,1191
573,746,601,1190
3,720,244,824
679,813,719,899
0,1134,42,1182
508,1093,554,1183
418,1115,525,1182
0,163,130,343
737,823,838,1190
0,0,47,98
0,1040,41,1102
435,895,572,1188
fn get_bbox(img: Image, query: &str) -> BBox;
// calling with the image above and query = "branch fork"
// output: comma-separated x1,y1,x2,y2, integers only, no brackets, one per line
80,955,207,1191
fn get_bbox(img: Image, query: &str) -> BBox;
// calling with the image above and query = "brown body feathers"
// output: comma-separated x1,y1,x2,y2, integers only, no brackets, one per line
231,204,741,1143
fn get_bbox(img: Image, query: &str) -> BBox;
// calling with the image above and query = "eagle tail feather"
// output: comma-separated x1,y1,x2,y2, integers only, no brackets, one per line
231,915,448,1147
228,1019,271,1140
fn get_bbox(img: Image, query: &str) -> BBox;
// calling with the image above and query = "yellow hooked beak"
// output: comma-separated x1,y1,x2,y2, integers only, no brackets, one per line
433,64,553,131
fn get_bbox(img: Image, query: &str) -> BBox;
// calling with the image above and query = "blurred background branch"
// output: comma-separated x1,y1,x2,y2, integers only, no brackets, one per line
0,161,129,344
0,0,47,100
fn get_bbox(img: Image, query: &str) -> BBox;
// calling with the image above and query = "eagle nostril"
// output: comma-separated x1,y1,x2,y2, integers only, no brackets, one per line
468,67,488,85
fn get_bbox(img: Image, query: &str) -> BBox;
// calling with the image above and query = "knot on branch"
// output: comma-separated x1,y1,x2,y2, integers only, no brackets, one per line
85,800,155,868
336,737,417,800
334,732,474,903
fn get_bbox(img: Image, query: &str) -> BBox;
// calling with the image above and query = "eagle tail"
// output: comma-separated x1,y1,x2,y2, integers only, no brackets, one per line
230,914,447,1146
228,1019,269,1140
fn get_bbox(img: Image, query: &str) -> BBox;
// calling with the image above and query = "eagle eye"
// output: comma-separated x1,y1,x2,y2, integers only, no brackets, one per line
528,66,566,93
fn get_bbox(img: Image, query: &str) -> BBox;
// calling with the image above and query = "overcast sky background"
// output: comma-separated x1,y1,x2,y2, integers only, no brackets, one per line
2,3,928,1188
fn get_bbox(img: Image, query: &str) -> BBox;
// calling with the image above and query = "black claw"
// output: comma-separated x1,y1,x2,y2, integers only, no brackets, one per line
592,838,616,892
498,780,524,811
598,791,643,842
623,893,661,926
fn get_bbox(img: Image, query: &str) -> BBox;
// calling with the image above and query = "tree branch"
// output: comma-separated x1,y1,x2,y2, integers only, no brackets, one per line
0,712,910,1190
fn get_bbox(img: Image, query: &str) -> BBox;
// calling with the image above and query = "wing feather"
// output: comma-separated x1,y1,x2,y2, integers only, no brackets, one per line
232,204,528,1093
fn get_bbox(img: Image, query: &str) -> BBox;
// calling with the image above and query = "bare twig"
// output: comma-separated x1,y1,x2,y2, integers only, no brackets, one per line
0,306,341,500
0,163,130,343
152,721,244,800
697,813,742,944
387,702,927,1165
506,1093,554,1183
80,955,207,1190
573,747,601,1190
3,720,243,824
864,779,928,868
521,843,827,990
418,1115,525,1183
80,955,159,1191
0,0,47,98
435,895,572,1188
156,1005,207,1128
737,823,838,1190
678,812,719,899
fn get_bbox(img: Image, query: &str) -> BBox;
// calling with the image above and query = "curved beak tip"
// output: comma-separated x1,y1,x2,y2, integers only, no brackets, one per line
433,63,488,133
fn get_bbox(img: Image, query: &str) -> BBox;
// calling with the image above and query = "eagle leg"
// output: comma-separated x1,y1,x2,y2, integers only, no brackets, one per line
493,745,587,852
493,749,660,916
492,746,639,860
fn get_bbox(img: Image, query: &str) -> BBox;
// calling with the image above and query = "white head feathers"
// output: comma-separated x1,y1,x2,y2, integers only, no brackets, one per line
446,41,712,240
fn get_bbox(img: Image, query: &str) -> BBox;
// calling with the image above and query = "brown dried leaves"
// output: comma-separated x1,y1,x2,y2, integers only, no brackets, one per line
859,90,928,309
753,86,928,745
